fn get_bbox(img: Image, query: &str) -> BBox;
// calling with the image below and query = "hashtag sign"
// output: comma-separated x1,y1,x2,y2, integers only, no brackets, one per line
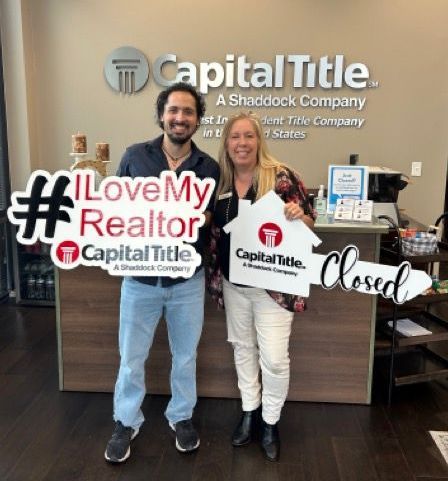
9,173,74,241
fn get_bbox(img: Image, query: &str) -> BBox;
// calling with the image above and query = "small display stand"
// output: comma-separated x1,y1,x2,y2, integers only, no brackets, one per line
69,149,110,188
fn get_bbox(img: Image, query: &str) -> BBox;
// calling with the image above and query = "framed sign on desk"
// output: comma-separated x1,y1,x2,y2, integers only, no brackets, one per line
327,165,369,213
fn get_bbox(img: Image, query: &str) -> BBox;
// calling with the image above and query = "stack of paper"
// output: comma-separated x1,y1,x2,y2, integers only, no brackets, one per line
387,318,432,336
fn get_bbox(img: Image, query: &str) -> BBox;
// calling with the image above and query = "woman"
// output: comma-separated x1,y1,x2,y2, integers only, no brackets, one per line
208,112,315,461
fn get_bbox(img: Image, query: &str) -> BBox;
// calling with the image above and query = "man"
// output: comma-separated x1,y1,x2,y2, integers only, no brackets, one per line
105,82,219,463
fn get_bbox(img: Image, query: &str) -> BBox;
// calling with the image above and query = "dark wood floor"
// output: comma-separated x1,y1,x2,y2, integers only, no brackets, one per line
2,302,448,481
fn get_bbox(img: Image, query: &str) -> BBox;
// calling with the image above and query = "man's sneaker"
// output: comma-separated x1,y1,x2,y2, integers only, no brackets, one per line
169,419,200,452
104,421,139,463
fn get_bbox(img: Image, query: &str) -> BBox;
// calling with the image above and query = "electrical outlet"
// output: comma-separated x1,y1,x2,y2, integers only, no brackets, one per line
411,161,422,177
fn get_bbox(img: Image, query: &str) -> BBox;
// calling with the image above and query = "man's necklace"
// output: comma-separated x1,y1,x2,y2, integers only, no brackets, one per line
162,145,191,164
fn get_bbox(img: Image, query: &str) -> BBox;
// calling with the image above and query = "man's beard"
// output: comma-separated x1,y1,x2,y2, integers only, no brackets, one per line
164,122,198,145
166,131,191,145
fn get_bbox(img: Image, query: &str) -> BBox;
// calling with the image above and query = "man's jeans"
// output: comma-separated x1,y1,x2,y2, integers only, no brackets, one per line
113,269,205,430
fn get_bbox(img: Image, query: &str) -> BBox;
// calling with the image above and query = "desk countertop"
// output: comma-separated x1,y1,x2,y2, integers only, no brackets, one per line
314,215,389,234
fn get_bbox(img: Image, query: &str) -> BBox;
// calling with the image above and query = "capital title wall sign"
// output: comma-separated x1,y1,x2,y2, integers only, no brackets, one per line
103,47,379,142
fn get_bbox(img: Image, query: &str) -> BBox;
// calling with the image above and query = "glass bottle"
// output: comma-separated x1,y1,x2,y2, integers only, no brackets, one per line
26,275,36,299
35,275,45,300
45,276,55,301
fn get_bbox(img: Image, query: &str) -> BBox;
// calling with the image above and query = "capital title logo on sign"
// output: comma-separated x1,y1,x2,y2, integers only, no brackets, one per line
258,223,283,247
104,50,374,94
8,170,214,278
104,46,150,95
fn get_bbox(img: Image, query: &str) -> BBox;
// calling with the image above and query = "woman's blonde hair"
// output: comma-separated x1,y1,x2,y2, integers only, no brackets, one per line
216,111,286,200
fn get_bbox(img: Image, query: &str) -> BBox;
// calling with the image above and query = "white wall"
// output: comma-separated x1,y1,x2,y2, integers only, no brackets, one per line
0,0,32,190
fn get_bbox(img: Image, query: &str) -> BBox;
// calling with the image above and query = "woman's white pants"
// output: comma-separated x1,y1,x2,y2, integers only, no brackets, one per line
223,279,294,425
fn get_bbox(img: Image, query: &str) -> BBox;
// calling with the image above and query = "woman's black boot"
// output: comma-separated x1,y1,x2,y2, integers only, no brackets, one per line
260,420,280,461
231,408,259,446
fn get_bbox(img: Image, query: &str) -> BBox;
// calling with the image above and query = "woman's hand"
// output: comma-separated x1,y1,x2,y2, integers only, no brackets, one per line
284,202,305,221
284,202,315,228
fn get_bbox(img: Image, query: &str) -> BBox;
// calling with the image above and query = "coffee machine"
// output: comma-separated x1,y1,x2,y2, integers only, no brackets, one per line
368,166,409,227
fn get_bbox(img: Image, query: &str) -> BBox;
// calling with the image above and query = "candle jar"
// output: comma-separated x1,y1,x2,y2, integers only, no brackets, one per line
72,133,87,153
96,142,109,162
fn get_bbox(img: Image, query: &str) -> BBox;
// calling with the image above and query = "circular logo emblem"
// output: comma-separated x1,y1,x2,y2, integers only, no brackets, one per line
258,222,283,248
104,46,150,94
56,240,80,265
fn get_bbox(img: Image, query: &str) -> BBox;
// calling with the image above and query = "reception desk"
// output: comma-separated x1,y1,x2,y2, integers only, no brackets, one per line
56,219,387,404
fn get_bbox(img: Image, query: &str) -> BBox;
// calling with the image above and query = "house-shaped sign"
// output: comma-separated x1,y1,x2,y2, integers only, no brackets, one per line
223,190,321,297
223,190,432,303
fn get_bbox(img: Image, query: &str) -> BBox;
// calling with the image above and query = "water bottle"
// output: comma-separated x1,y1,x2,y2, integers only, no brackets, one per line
26,275,36,299
45,276,55,301
35,275,46,300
